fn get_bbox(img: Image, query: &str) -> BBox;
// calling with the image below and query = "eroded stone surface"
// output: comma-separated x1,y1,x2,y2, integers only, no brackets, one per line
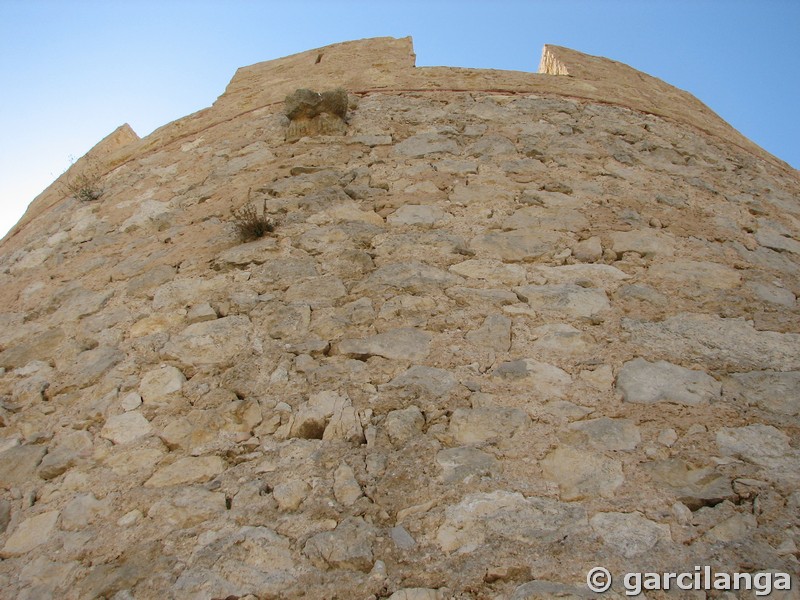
0,36,798,600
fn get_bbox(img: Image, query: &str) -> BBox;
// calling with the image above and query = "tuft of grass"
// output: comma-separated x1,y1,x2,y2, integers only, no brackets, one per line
67,173,103,202
232,196,274,242
62,158,103,201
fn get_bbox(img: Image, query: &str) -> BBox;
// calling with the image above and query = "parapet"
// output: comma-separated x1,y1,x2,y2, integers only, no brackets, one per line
7,36,790,244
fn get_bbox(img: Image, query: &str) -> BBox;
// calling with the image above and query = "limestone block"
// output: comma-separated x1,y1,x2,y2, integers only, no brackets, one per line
470,229,563,262
338,327,431,361
0,510,59,557
162,315,251,366
147,488,226,529
466,314,512,352
572,236,603,262
449,259,527,286
513,283,610,318
436,491,587,553
590,512,672,558
540,446,624,500
333,464,362,506
648,260,741,290
436,447,499,483
387,204,449,227
273,480,311,511
60,493,112,531
622,313,800,371
616,357,721,406
100,411,153,445
724,371,800,415
144,456,226,487
381,366,457,398
448,407,530,445
354,262,463,294
304,516,377,572
385,406,425,445
393,132,458,158
755,227,800,254
389,589,444,600
567,417,641,451
139,365,185,404
0,444,46,488
609,229,675,257
716,424,793,467
643,459,734,510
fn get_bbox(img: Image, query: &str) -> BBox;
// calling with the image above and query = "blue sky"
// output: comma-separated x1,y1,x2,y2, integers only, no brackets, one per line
1,0,798,239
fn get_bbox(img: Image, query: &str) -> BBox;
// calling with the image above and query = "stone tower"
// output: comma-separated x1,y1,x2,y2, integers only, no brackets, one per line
1,37,798,599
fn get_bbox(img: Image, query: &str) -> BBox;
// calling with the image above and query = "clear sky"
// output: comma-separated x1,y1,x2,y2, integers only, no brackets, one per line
1,0,798,239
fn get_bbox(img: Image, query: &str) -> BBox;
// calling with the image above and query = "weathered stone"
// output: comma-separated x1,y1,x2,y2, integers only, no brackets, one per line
389,525,417,550
304,516,377,572
436,491,587,553
449,407,530,445
388,204,449,226
186,302,217,323
609,229,675,257
173,526,296,599
466,314,512,352
381,365,457,398
385,406,425,445
393,132,458,157
273,479,311,511
354,262,463,294
0,510,59,557
724,371,800,415
162,315,251,366
540,446,624,500
572,236,603,262
449,259,527,286
622,313,800,371
121,391,143,411
529,264,631,289
333,464,362,506
748,280,797,307
755,227,800,254
511,580,599,600
389,589,444,600
61,493,112,530
0,499,10,533
643,459,734,509
263,302,311,340
616,357,721,406
100,411,154,445
567,417,641,451
138,365,185,404
56,344,125,392
0,444,46,488
704,512,758,542
514,283,610,318
147,488,226,528
436,447,499,483
648,260,741,290
716,424,794,468
284,275,347,308
38,430,92,479
590,512,672,558
144,456,226,487
287,391,363,442
338,327,431,361
450,182,516,206
492,359,572,398
470,230,563,262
